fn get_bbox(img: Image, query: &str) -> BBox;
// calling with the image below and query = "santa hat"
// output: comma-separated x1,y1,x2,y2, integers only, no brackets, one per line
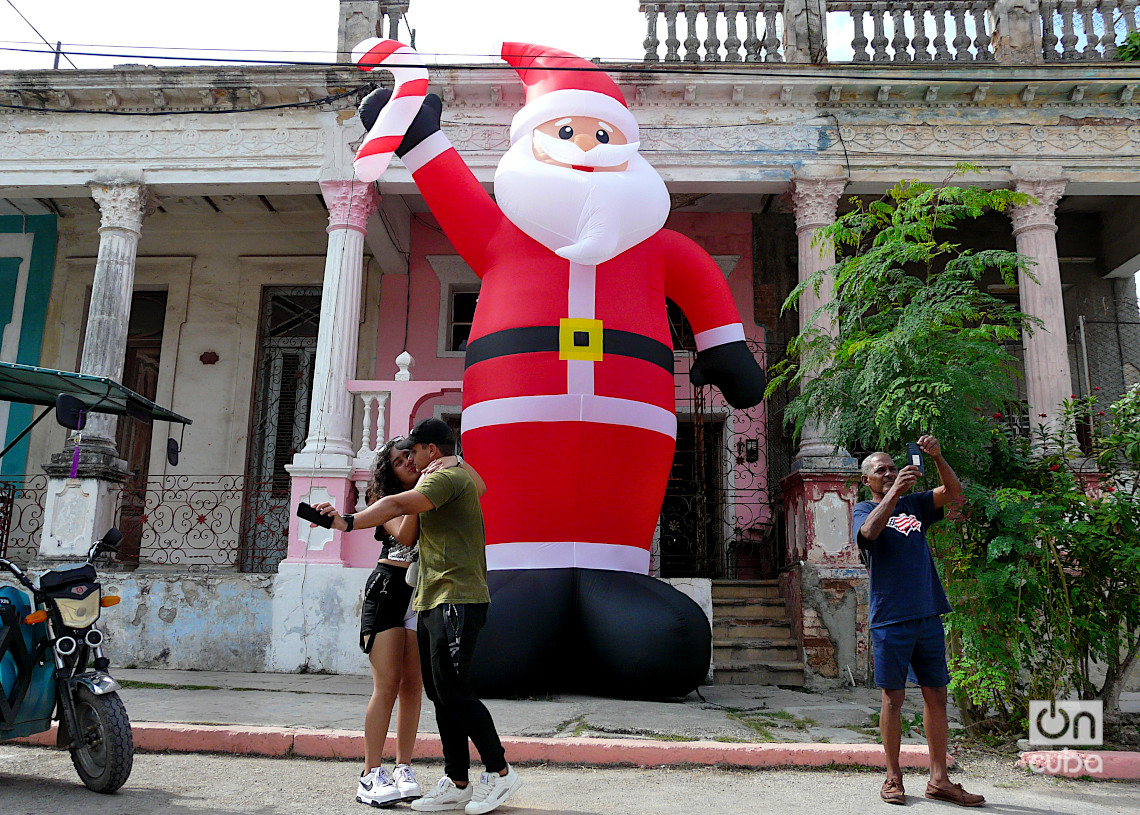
501,42,639,146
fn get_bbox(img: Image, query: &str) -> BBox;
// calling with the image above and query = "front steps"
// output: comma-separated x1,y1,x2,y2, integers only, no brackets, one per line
711,579,805,686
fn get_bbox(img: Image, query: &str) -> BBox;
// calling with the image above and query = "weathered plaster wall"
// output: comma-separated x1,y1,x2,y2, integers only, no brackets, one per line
100,572,274,670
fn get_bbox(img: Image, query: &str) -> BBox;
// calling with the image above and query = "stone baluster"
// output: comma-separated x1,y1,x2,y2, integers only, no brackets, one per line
1041,0,1060,58
1059,0,1080,57
1078,0,1101,57
644,4,662,62
292,180,379,470
1102,0,1119,58
912,3,933,61
684,5,702,61
78,182,154,453
931,2,952,60
949,5,972,58
1009,177,1072,437
972,3,995,60
852,8,872,60
724,4,744,61
664,3,682,61
1124,0,1138,33
355,391,390,461
743,5,763,60
790,172,854,469
384,4,404,40
871,4,891,60
764,6,784,61
891,6,912,61
703,6,722,61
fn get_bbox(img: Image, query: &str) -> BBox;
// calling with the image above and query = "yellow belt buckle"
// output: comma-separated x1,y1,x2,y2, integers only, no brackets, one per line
559,318,603,361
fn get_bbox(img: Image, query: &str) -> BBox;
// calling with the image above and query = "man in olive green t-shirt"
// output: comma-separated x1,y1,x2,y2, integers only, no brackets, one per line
313,417,520,814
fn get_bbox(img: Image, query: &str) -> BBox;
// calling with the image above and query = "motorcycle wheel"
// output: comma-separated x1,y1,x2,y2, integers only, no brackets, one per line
68,685,134,793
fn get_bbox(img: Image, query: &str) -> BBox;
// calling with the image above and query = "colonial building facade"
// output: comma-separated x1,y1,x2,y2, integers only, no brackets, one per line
1,1,1137,688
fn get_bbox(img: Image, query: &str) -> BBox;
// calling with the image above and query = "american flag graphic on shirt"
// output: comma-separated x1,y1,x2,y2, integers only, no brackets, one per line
886,514,923,535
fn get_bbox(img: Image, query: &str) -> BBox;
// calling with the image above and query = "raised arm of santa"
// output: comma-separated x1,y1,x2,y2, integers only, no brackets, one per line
358,90,504,275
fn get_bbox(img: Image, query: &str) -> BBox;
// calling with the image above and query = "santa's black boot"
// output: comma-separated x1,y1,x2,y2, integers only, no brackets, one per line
469,568,575,698
573,568,711,699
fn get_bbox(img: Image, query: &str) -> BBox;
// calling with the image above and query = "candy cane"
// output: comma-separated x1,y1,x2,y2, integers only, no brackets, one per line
351,38,428,183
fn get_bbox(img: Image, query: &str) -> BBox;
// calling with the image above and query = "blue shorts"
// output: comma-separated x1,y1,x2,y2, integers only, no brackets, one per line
872,615,950,690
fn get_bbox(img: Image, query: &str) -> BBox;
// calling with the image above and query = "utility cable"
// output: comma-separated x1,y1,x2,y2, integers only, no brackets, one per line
3,1,78,68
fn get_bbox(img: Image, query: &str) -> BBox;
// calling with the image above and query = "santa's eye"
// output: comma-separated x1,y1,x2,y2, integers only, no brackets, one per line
595,129,610,144
558,125,574,140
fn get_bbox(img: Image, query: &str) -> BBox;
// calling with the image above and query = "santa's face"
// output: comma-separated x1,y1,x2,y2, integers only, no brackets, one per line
532,115,630,173
494,116,670,266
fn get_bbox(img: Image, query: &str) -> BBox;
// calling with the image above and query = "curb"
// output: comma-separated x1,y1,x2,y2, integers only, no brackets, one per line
1017,750,1140,781
14,722,948,769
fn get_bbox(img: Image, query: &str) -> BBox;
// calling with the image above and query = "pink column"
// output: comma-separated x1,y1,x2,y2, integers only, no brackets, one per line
790,174,851,468
1010,179,1072,434
285,179,379,565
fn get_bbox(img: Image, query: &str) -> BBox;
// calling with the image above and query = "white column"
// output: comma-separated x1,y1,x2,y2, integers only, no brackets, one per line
290,180,379,469
1010,178,1072,434
790,172,853,469
78,182,152,452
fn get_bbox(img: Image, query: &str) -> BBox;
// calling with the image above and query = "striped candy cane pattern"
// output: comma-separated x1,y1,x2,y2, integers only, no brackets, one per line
351,38,429,182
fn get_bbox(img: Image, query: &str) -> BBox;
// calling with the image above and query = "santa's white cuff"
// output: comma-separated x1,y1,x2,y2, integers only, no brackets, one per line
694,323,746,352
402,130,452,174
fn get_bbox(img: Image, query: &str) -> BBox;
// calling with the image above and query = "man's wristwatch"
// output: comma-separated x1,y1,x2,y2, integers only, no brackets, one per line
342,513,355,532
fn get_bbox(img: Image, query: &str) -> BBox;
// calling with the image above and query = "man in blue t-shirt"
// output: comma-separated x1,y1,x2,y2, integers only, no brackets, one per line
853,436,983,808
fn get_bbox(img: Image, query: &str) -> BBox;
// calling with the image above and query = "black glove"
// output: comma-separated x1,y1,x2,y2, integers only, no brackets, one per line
689,340,766,409
358,89,443,158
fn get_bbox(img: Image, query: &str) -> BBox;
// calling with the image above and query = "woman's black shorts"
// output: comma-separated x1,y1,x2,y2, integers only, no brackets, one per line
360,562,414,653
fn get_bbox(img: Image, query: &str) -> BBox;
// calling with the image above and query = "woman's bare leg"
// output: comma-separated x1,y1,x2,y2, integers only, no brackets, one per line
394,627,423,765
364,627,406,773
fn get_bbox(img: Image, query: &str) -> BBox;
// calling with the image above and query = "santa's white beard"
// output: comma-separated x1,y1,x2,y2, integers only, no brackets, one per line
494,135,670,266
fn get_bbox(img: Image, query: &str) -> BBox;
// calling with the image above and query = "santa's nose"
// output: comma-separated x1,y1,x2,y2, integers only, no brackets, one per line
571,133,596,150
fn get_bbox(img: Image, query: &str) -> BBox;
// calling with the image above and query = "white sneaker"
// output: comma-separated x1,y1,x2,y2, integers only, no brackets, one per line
357,767,402,807
393,763,422,800
465,767,522,815
410,776,473,812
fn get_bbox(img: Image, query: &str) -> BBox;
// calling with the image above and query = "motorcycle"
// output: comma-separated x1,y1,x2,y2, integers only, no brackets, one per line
0,360,193,793
0,527,134,792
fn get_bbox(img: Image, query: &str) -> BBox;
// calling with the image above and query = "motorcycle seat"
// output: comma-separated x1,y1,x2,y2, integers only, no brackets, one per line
39,563,97,595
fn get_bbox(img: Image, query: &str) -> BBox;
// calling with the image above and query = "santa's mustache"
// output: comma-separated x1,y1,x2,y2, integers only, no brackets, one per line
532,131,641,168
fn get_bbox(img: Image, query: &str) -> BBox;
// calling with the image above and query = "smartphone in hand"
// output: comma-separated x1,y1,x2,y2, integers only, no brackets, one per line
905,442,925,476
297,501,334,529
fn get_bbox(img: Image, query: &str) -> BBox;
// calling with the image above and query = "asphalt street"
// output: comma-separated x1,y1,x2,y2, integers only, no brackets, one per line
1,745,1137,815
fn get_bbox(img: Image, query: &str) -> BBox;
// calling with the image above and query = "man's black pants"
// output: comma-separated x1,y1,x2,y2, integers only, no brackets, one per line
418,602,506,782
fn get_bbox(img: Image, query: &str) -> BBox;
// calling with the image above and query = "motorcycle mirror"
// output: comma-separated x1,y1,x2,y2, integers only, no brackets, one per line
167,437,180,467
55,394,87,430
100,527,124,550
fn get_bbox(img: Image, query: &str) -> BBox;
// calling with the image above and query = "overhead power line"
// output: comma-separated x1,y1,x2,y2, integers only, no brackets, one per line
3,0,78,68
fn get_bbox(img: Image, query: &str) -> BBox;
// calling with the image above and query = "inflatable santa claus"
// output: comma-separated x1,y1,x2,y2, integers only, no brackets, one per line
359,43,766,699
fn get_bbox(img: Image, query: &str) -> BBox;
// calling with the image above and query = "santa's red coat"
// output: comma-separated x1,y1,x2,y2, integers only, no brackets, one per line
409,142,748,574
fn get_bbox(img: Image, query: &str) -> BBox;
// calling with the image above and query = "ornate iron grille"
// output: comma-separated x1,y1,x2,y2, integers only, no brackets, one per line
241,286,321,573
658,338,788,580
0,475,48,565
111,475,285,570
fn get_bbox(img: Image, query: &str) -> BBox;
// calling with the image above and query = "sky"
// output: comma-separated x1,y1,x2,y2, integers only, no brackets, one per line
0,0,650,70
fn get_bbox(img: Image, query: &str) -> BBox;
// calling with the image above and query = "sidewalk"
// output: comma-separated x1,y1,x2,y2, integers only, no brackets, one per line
15,669,1140,777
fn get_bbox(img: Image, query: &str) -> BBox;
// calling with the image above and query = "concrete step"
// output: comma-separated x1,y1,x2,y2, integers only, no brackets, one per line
712,619,793,640
714,640,801,664
711,598,789,621
711,580,782,601
713,660,806,686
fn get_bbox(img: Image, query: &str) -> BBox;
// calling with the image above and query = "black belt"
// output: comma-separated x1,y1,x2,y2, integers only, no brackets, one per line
464,326,674,373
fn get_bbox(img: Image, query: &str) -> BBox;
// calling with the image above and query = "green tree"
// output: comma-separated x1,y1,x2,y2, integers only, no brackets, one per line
768,170,1032,476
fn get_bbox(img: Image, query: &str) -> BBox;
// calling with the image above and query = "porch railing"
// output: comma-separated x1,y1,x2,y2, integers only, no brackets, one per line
639,0,1140,63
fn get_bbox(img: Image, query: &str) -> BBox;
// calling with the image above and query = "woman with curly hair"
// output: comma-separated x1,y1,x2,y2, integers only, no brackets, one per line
356,436,485,808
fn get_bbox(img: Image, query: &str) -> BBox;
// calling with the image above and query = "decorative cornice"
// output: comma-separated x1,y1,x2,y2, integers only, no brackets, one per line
790,177,847,233
1010,178,1066,236
320,180,379,234
88,183,153,235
